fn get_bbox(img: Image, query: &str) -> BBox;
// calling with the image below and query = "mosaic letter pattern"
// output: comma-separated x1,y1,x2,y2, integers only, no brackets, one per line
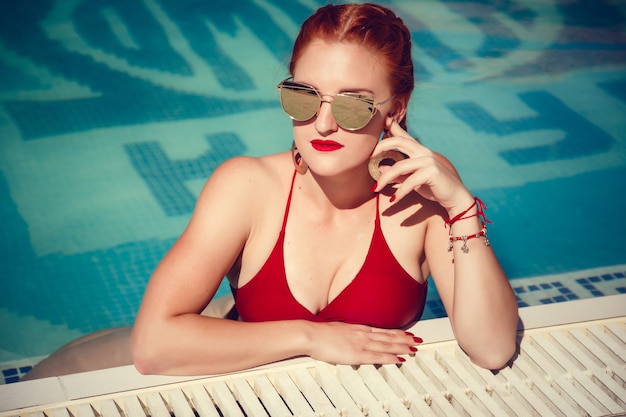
0,0,624,368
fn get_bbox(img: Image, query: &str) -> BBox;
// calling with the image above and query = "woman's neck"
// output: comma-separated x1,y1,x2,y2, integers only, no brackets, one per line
302,166,376,211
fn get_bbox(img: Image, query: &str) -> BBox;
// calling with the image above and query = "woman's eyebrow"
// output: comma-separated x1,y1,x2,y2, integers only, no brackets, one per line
294,79,375,95
340,87,376,95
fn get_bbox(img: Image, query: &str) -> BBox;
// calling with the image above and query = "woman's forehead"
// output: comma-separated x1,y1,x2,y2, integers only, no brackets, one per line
293,40,389,91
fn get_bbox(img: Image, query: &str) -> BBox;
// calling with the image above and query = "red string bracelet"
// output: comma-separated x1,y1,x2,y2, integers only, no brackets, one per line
445,197,492,227
447,224,491,253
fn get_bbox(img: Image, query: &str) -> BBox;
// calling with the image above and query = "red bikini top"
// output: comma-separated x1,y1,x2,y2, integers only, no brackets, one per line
232,171,427,329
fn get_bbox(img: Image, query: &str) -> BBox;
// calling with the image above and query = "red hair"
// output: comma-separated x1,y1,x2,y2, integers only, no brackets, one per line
289,3,414,130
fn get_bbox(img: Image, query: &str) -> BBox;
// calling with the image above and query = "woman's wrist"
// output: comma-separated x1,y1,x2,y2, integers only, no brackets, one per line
445,195,493,253
444,191,477,219
294,320,316,357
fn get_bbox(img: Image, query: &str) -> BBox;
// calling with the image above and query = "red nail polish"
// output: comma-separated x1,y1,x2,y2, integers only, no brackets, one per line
397,356,406,363
390,195,396,203
409,346,418,352
370,182,378,193
413,337,423,344
404,331,415,337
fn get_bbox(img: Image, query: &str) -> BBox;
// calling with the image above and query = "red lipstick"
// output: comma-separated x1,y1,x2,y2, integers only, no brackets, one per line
311,140,343,152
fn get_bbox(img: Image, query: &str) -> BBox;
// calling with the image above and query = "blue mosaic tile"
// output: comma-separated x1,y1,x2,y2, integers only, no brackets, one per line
1,366,31,384
4,375,19,384
425,300,448,318
125,133,247,216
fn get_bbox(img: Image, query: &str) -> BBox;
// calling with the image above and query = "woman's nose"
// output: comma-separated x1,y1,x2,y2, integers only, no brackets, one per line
314,100,338,135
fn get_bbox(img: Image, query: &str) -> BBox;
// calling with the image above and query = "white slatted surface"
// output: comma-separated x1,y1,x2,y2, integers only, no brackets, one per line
2,317,624,417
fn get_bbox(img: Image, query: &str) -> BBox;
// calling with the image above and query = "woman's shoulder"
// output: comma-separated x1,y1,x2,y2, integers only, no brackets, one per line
199,152,292,200
208,152,286,178
188,152,292,228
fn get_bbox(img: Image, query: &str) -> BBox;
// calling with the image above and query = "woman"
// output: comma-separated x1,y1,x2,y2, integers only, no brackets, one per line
130,1,517,375
23,3,517,380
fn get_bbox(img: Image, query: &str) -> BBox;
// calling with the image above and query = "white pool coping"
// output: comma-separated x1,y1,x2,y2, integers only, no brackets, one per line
1,293,625,412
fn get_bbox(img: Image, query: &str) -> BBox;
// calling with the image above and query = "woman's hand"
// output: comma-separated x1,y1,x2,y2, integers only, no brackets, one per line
371,121,473,215
305,321,421,365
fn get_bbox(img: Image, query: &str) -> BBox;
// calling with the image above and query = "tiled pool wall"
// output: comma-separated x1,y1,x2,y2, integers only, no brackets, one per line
3,264,626,384
1,0,625,383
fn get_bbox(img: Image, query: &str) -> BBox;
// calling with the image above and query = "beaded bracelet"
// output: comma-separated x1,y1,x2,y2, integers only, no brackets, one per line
445,197,492,253
445,197,492,227
447,224,491,253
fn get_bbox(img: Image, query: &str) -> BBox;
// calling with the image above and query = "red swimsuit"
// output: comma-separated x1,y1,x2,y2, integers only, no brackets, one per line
233,172,427,329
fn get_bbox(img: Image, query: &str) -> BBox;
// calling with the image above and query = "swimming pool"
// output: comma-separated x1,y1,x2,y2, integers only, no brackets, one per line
1,0,625,383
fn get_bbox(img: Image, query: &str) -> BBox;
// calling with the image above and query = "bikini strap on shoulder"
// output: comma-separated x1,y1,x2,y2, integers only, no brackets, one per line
281,170,298,232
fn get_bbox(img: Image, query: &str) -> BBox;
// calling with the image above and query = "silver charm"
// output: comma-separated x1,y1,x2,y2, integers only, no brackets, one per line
461,235,469,253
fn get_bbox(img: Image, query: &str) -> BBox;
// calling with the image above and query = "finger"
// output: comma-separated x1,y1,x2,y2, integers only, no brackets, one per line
368,329,423,348
369,327,406,335
388,119,410,139
354,329,422,364
389,167,437,203
377,155,430,190
367,327,423,345
371,137,428,164
356,351,407,365
386,121,424,145
364,337,420,359
370,147,418,186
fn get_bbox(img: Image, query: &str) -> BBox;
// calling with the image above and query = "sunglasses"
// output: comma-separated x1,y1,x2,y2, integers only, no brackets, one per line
277,78,394,131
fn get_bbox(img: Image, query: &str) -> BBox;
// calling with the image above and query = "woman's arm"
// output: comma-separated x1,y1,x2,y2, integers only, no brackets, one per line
425,202,518,370
372,122,518,370
131,156,306,374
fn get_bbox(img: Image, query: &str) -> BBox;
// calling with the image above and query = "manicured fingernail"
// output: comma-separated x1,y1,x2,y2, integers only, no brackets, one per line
409,346,418,352
390,194,396,203
397,356,406,363
370,182,378,193
404,331,415,337
413,337,423,344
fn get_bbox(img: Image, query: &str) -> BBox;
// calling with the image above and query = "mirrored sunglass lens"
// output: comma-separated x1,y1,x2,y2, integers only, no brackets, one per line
332,95,374,130
281,84,320,121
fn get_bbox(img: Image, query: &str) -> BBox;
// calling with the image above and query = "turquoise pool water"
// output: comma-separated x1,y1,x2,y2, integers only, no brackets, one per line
1,0,625,382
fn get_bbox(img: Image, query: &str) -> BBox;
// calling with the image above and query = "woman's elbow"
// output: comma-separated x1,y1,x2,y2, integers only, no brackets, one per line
131,350,155,375
469,338,517,370
130,329,162,375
